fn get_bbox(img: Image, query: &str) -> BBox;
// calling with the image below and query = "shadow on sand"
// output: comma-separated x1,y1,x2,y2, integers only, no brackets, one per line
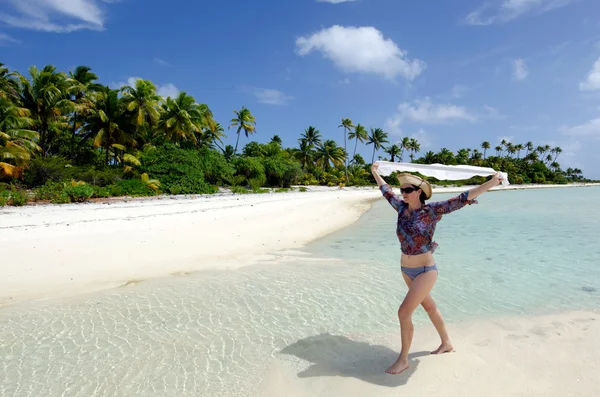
280,333,430,387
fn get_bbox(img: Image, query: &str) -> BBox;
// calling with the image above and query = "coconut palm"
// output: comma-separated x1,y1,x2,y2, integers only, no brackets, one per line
315,139,345,171
408,138,420,161
296,138,314,171
0,97,40,177
17,65,73,156
300,126,322,147
481,141,490,160
158,92,209,144
230,106,256,154
121,78,161,142
84,86,131,165
384,144,402,162
348,123,368,161
67,65,101,159
338,118,354,182
0,63,19,100
366,128,389,163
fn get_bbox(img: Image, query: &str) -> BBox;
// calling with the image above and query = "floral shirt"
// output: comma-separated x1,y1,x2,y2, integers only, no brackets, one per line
379,184,477,256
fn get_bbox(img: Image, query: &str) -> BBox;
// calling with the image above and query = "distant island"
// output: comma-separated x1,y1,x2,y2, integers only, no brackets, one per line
0,63,593,206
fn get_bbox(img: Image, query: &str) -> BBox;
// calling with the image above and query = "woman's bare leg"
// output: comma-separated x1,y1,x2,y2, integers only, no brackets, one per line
386,270,438,374
402,272,453,354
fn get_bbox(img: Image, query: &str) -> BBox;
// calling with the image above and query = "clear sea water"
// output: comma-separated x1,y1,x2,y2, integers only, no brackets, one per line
1,187,599,396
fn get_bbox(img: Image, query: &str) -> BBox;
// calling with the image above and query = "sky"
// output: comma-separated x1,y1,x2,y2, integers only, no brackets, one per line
1,0,600,178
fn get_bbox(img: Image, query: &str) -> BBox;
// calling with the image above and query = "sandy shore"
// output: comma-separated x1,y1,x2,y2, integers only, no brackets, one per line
1,182,598,305
0,189,380,305
258,308,600,397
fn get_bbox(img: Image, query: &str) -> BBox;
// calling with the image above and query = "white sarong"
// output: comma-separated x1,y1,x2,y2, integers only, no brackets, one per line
375,161,510,187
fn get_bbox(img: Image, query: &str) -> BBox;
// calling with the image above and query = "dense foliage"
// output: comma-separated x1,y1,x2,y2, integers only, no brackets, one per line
0,62,592,206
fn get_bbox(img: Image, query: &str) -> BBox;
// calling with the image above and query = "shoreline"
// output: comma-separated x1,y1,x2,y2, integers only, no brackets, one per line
1,181,598,306
0,189,380,306
257,307,600,397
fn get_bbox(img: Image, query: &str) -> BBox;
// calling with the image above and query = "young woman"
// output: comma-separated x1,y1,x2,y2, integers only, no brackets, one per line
370,162,503,374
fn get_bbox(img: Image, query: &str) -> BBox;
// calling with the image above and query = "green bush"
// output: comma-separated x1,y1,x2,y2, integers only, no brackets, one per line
263,157,302,187
64,184,94,202
10,189,28,206
141,143,218,194
34,181,66,202
233,157,266,187
22,156,72,188
0,190,8,206
108,179,157,197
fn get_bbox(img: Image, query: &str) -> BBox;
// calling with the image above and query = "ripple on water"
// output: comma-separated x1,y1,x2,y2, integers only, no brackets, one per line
1,187,600,396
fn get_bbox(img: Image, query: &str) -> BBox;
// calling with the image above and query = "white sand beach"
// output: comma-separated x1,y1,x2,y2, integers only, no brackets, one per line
258,309,600,397
0,188,381,305
1,182,599,397
1,182,598,305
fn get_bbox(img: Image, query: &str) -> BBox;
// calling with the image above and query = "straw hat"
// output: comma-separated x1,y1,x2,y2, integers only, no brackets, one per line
396,173,432,199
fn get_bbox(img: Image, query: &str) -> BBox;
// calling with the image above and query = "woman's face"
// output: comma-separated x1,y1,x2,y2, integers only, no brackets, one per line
400,184,421,203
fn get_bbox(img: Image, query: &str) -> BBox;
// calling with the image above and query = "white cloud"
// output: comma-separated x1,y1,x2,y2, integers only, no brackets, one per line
387,97,478,127
0,33,20,46
244,87,293,105
157,83,179,98
153,58,171,67
410,129,433,149
579,57,600,91
316,0,358,3
295,25,425,81
464,0,576,26
451,84,468,98
560,118,600,139
0,0,116,33
512,58,529,81
111,77,180,98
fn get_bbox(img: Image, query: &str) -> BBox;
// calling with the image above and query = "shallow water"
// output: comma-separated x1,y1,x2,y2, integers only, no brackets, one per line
1,186,599,396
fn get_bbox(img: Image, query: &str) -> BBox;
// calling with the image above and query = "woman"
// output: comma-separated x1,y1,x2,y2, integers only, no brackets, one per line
370,162,503,374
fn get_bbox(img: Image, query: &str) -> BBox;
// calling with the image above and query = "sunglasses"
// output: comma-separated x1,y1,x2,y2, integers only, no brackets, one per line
400,186,420,194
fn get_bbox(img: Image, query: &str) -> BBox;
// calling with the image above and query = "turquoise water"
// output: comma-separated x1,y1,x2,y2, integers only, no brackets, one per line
1,187,599,396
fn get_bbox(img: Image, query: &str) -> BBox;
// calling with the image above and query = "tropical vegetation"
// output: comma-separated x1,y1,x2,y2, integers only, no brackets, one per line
0,62,592,206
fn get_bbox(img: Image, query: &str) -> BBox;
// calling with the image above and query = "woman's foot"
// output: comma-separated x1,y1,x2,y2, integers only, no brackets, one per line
431,341,454,354
385,356,409,374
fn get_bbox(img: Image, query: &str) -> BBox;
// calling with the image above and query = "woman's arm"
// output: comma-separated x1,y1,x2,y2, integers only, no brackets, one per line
467,172,503,200
371,163,403,211
371,163,387,187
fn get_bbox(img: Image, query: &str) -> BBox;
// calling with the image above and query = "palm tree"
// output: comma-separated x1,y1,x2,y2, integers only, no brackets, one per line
230,106,256,154
525,141,533,157
338,118,354,182
121,78,160,143
199,122,226,151
495,145,502,156
481,141,490,160
301,126,322,149
68,66,100,159
84,86,131,165
0,97,40,177
17,65,73,156
158,92,208,144
0,63,19,100
347,123,368,161
270,134,282,145
400,137,411,162
384,144,401,162
552,147,562,162
296,138,314,171
514,143,524,159
408,138,420,162
366,128,389,163
315,139,345,171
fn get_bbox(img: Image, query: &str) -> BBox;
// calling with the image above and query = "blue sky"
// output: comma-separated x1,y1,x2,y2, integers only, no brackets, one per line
1,0,600,178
